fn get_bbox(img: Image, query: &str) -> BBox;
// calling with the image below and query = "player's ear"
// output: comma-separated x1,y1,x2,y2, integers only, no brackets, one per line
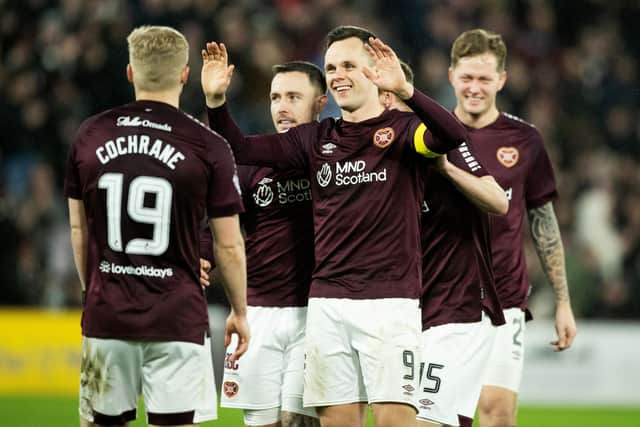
180,66,190,85
126,64,134,83
448,66,454,85
380,91,392,109
315,94,328,115
497,70,507,91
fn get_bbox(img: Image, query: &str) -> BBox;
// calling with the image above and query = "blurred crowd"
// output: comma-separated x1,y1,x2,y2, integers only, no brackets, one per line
1,0,638,318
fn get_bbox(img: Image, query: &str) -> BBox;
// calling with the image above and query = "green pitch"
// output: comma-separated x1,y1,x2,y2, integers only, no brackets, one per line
1,395,638,426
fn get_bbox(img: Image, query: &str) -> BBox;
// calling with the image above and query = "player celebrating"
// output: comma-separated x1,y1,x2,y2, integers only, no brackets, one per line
382,63,508,427
65,26,249,427
445,29,577,427
202,26,468,427
218,61,326,427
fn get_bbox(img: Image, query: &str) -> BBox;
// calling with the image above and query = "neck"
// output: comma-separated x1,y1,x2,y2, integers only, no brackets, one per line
135,87,182,109
342,100,385,123
454,105,500,129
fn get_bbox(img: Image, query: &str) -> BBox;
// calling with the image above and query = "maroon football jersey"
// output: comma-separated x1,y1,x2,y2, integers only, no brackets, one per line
208,89,468,300
64,100,244,344
420,142,504,330
466,113,558,312
238,165,314,306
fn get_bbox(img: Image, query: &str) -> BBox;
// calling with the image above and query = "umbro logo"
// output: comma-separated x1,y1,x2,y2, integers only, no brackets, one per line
419,398,435,408
322,143,337,155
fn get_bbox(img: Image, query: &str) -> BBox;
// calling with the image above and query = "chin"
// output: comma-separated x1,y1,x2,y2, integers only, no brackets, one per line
465,104,487,116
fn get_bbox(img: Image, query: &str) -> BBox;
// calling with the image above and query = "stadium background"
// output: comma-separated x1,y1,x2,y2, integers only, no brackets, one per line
1,0,638,425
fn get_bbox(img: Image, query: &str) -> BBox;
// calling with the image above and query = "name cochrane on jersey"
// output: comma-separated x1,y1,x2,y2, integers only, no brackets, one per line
95,134,186,170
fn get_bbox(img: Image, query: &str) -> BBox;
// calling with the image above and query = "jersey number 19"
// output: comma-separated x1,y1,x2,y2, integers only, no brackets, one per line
98,173,172,256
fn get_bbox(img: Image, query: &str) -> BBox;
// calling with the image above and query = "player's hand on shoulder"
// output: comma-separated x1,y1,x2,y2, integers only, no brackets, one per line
550,302,577,352
363,37,414,100
201,41,235,107
225,309,250,363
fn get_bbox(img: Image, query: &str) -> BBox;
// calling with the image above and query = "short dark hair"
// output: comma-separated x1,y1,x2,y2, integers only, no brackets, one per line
272,61,327,94
325,25,376,50
399,60,414,85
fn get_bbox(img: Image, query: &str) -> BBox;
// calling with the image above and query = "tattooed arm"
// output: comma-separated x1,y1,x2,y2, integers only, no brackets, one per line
528,201,577,351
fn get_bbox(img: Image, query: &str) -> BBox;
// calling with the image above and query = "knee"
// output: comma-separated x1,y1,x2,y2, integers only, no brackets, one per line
478,405,515,427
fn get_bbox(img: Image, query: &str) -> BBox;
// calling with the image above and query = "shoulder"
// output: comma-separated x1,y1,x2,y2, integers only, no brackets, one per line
76,106,122,138
500,112,539,136
499,112,544,146
178,110,226,143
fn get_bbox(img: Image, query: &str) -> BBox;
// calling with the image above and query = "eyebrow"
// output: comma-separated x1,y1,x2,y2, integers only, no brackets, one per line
271,91,304,97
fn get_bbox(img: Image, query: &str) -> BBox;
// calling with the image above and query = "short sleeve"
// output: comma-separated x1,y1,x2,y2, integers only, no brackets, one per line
64,137,82,199
448,141,487,178
206,135,245,218
525,130,558,209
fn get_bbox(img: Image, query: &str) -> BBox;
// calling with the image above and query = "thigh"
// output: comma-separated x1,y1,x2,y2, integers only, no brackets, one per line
193,336,218,423
483,308,526,392
282,307,317,418
221,306,286,409
304,298,367,407
455,316,497,422
79,337,141,425
141,339,211,426
416,323,464,426
353,298,421,411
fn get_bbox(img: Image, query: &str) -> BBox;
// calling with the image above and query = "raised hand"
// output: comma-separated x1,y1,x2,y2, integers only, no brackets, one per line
201,41,235,108
362,37,414,100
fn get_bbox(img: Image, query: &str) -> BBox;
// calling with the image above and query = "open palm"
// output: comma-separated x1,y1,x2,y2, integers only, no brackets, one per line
363,37,407,94
201,41,235,103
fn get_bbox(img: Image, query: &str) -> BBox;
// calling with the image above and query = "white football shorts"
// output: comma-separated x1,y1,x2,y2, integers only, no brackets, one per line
483,307,526,392
303,297,421,410
221,306,317,421
417,313,497,426
79,335,217,426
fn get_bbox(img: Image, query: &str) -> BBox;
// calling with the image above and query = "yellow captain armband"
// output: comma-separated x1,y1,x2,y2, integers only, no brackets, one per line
413,123,442,158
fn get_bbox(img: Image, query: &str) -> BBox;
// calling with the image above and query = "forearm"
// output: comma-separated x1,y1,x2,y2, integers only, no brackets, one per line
404,88,468,153
442,163,508,215
214,240,247,315
70,226,88,291
207,104,299,169
528,202,570,304
207,103,251,162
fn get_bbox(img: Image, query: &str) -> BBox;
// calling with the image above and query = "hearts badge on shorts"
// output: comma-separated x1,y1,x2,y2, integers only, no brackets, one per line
373,127,395,148
223,381,239,398
496,146,519,168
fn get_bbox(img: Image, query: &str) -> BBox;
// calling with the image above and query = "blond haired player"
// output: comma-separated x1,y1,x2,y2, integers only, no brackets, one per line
446,29,577,427
66,26,249,427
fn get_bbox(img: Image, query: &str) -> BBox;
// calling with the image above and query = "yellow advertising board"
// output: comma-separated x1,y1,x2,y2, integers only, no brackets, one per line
0,309,82,395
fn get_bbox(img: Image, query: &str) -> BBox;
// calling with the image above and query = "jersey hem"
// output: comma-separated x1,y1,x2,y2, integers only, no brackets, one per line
303,398,368,407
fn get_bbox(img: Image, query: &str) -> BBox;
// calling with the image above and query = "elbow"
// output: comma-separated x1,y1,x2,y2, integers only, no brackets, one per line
214,239,245,264
491,197,509,216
